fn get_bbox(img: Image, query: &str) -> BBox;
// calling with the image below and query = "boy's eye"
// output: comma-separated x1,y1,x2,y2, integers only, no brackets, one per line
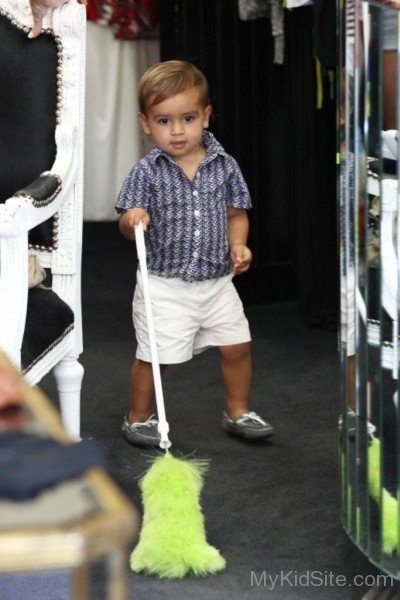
184,115,195,122
158,118,168,125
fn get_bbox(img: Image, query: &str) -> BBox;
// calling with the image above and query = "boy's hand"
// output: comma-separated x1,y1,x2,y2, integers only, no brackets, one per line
119,208,150,240
230,244,253,275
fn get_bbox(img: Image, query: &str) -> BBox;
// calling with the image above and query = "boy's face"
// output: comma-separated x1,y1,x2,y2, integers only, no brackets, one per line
138,86,211,161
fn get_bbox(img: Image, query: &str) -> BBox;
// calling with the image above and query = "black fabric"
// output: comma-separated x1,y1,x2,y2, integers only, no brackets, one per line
0,13,57,248
0,431,106,500
159,1,296,305
159,2,337,328
16,175,60,247
21,287,74,372
313,0,336,69
284,8,338,329
28,216,57,249
16,174,60,205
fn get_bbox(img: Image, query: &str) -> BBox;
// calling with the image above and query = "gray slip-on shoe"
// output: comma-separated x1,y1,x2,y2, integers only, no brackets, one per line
222,411,274,440
121,414,161,447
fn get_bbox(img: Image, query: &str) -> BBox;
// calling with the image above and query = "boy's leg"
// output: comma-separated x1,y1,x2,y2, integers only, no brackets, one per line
219,342,273,439
128,359,167,422
128,358,154,422
122,359,167,447
218,342,252,419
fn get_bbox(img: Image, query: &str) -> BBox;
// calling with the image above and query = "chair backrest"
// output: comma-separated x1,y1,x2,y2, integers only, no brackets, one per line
0,0,86,366
0,11,58,249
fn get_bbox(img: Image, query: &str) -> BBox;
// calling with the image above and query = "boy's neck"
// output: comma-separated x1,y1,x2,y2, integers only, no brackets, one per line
173,145,206,182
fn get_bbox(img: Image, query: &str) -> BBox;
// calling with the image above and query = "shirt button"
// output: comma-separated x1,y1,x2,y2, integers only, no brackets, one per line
194,230,200,237
194,210,200,217
193,251,199,258
192,190,199,197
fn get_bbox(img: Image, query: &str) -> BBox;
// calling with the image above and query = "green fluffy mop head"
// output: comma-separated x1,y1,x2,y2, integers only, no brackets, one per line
130,452,226,578
368,437,398,555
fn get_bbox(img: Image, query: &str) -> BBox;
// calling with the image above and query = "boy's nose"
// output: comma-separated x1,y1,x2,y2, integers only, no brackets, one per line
171,121,184,134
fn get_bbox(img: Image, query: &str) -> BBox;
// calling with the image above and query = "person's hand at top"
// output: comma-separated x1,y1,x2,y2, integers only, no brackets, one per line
28,0,87,39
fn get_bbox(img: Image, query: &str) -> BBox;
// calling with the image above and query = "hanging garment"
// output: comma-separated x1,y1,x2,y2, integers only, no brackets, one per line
238,0,285,64
87,0,158,40
313,0,336,68
286,0,312,6
238,0,269,20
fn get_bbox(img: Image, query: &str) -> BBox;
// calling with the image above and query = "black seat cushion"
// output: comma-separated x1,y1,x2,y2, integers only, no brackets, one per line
21,287,74,373
0,13,58,248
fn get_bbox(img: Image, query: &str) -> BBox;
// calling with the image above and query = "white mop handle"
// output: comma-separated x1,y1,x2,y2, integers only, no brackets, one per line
134,222,171,450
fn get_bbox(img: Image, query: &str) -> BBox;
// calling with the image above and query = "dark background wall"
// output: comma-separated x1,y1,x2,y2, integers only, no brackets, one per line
159,0,337,330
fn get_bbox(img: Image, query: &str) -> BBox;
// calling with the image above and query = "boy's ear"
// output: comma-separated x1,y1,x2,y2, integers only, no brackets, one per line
203,104,212,129
138,112,151,135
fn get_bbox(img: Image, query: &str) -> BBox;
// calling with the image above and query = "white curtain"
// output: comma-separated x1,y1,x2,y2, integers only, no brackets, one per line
84,22,160,220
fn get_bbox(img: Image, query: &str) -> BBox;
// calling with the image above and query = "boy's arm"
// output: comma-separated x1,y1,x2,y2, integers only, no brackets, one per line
118,208,150,240
227,207,253,275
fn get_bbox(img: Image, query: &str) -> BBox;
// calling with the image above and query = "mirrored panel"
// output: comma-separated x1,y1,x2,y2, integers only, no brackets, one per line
339,0,400,577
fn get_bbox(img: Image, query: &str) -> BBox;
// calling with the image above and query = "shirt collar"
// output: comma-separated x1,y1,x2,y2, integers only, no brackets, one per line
148,130,227,164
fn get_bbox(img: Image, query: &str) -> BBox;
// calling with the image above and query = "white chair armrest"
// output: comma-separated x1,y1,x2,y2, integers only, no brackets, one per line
0,233,29,367
0,124,78,237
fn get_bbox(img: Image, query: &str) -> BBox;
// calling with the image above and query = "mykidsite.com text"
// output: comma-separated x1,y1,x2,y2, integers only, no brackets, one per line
250,570,394,591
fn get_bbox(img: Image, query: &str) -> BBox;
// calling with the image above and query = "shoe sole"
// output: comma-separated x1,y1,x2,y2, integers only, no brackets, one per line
222,424,274,440
122,435,161,448
121,425,160,448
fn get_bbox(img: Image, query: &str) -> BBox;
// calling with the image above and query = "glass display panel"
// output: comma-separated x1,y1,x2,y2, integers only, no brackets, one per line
340,0,400,577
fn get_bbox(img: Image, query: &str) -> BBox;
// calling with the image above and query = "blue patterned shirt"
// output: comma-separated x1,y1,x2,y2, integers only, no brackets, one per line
116,131,252,281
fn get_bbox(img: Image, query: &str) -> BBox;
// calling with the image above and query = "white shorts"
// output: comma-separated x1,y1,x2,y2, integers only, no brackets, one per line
132,271,251,364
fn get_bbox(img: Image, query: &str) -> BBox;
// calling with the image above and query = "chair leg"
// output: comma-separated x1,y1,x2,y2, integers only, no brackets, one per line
54,357,84,440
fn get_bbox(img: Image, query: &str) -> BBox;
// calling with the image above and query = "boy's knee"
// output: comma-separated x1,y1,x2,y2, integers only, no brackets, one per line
134,359,168,373
219,342,251,362
135,358,151,367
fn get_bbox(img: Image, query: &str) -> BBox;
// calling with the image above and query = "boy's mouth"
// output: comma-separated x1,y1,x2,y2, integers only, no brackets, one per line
171,141,185,149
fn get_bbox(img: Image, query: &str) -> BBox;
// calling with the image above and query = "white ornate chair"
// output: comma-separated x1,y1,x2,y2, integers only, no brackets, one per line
0,0,86,439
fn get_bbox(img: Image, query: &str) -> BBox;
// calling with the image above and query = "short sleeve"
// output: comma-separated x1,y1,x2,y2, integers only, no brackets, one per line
226,157,252,209
115,164,151,214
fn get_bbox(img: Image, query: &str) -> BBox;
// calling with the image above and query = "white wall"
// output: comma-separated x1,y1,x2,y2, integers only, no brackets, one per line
84,22,159,220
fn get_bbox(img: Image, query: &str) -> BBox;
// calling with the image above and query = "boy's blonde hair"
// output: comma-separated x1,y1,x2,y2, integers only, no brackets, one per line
138,60,210,114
